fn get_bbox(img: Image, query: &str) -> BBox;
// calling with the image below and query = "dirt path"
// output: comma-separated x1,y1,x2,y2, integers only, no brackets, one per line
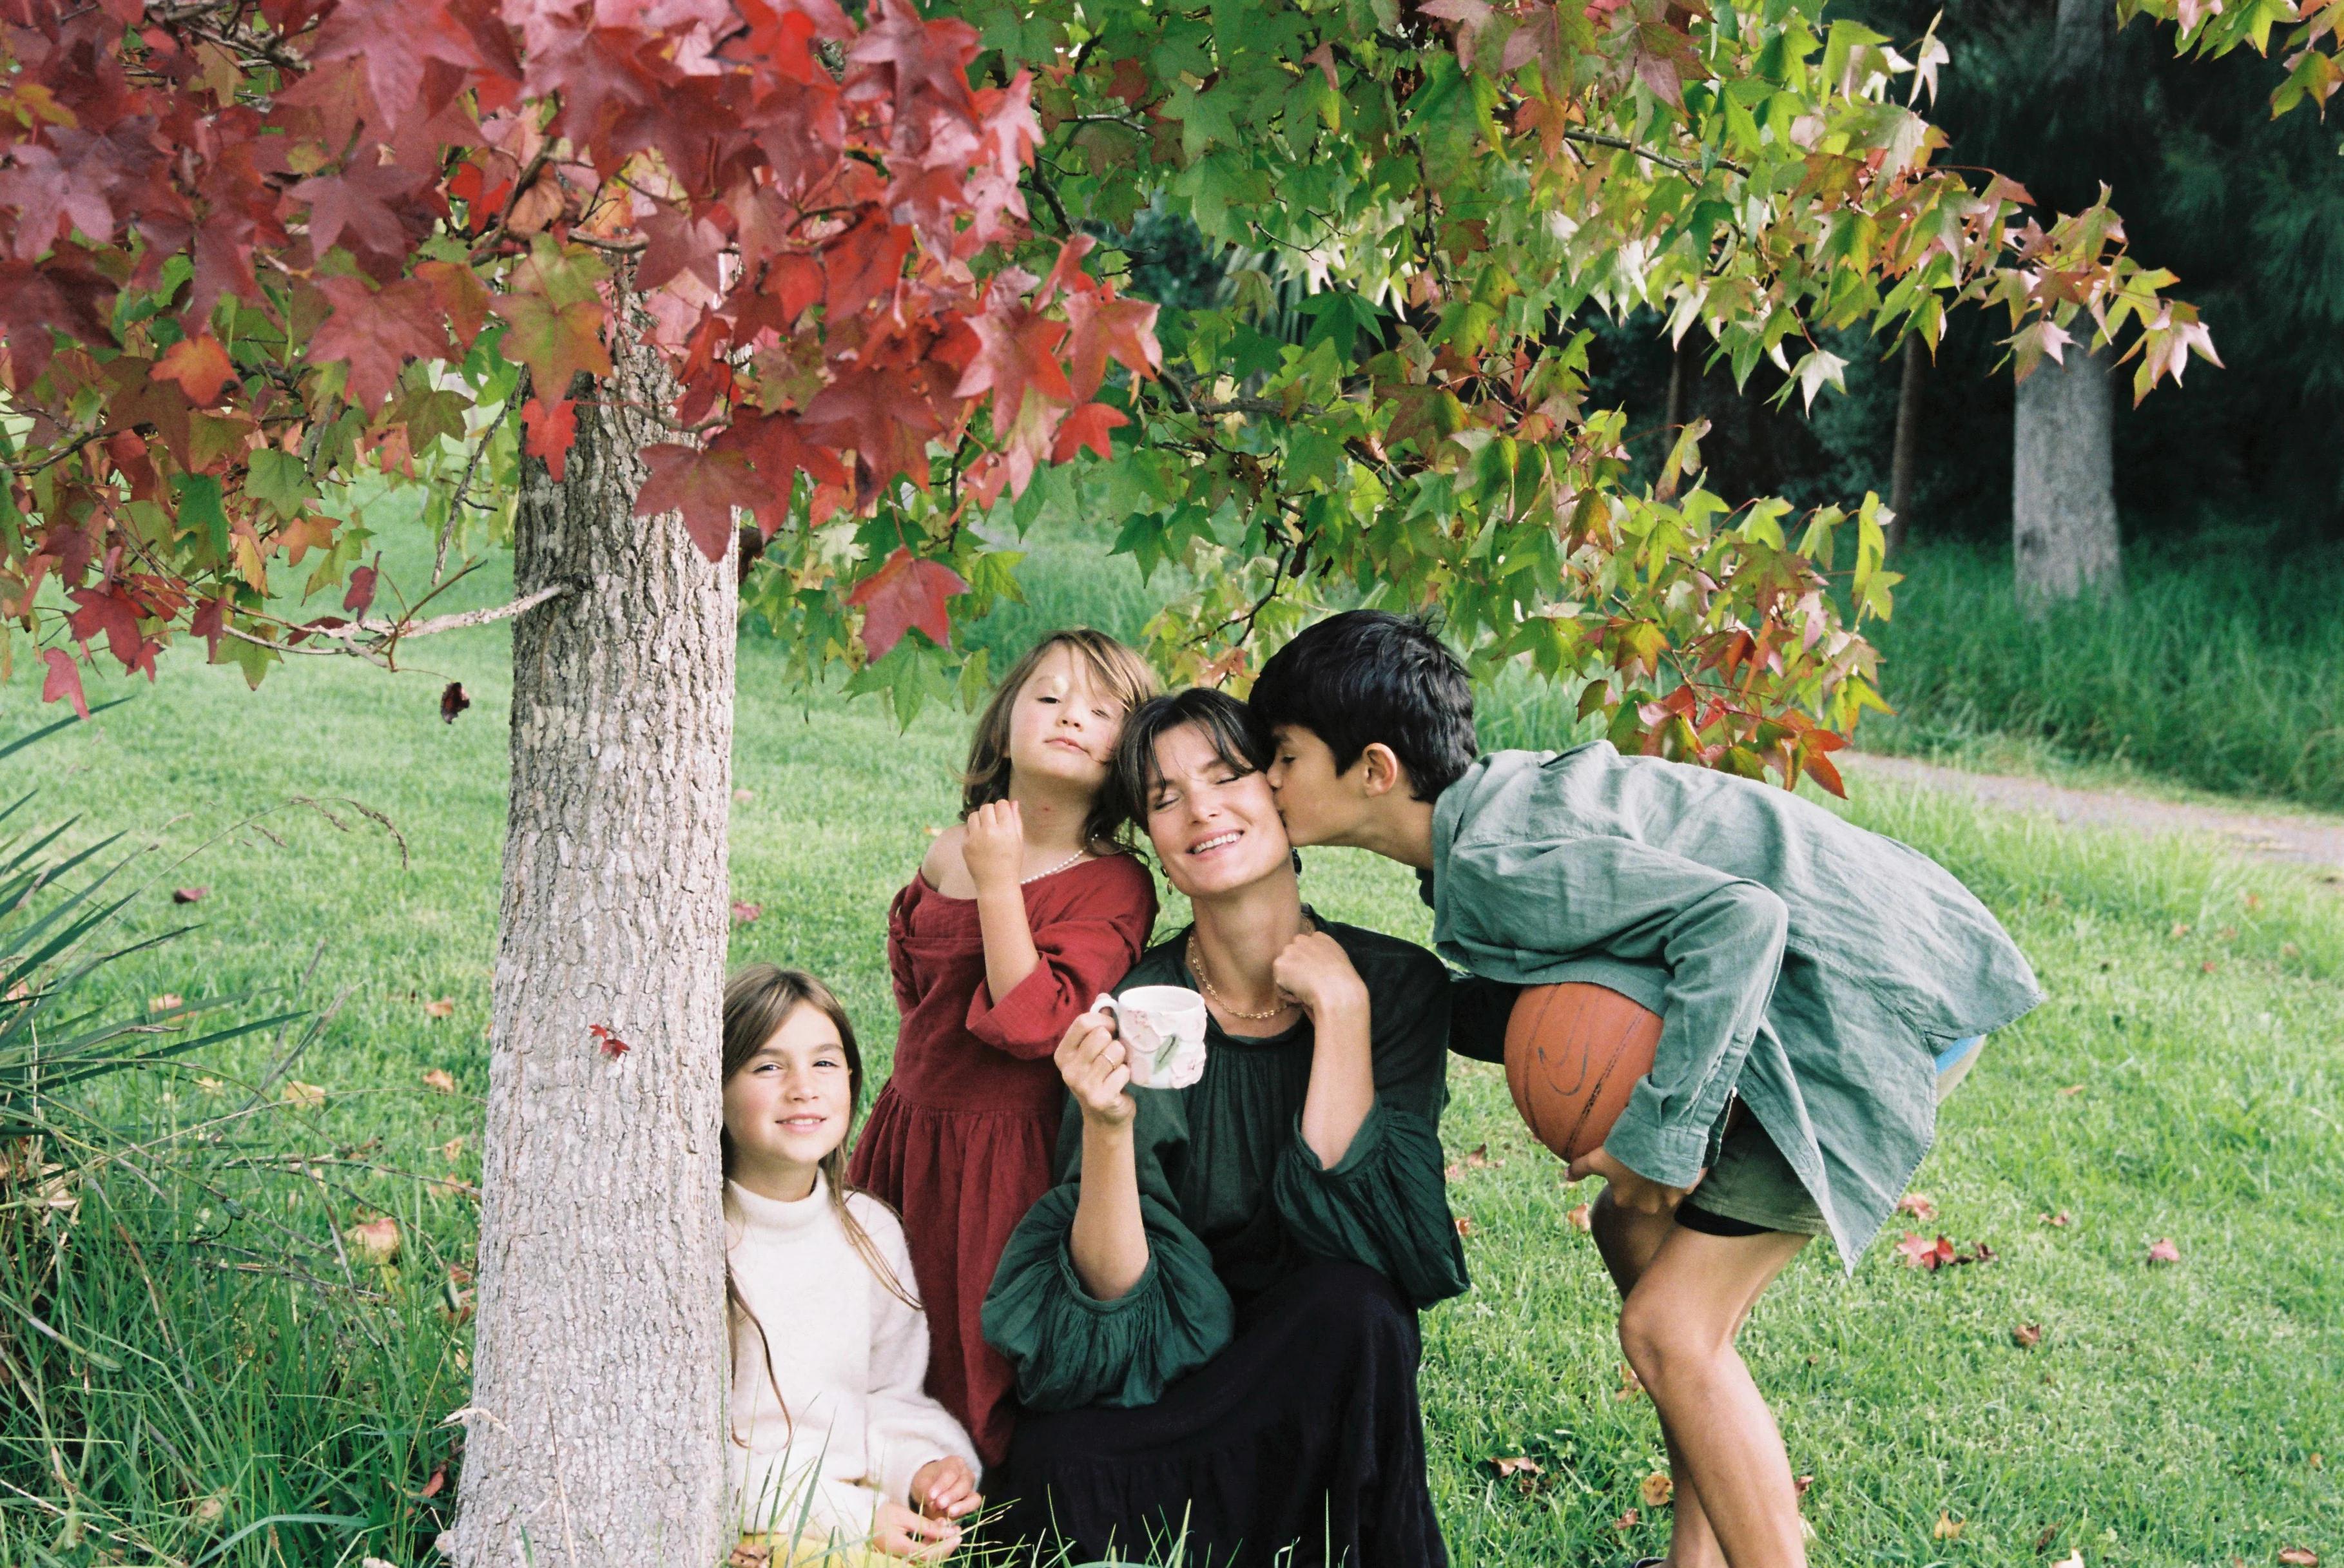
1841,752,2344,879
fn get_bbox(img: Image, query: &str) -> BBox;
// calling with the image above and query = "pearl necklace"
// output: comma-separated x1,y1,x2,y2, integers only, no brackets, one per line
1022,849,1089,885
1187,931,1296,1021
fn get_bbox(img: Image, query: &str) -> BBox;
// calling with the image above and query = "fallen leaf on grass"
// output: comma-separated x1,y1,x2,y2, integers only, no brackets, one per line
1442,1163,1462,1182
1794,1473,1815,1498
149,992,184,1012
193,1490,230,1524
2036,1522,2066,1551
1896,1192,1937,1223
2310,1453,2323,1468
423,998,455,1019
1567,1203,1593,1232
1614,1363,1645,1401
2200,960,2220,974
1465,1143,1500,1168
421,1068,457,1094
731,900,763,924
197,1076,226,1095
2169,922,2191,939
733,788,755,802
1453,1215,1476,1238
344,1215,400,1263
1934,1512,1965,1540
173,886,209,904
1487,1454,1542,1480
2281,942,2302,960
2057,1084,2084,1097
2041,1210,2073,1228
439,1136,465,1161
420,1461,449,1498
1896,1232,1956,1270
2013,1322,2044,1348
1642,1471,1674,1507
440,681,470,723
282,1081,326,1108
1611,1507,1640,1531
2280,1549,2320,1565
2147,1237,2182,1264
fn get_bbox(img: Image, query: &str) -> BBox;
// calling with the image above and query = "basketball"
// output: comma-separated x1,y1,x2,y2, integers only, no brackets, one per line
1502,983,1665,1164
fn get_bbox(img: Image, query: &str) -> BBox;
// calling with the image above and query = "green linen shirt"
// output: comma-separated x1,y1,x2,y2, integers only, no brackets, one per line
980,917,1469,1412
1429,745,2042,1268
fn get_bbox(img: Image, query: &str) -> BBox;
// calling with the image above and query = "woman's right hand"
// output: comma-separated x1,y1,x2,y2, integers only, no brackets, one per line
1056,1012,1135,1127
872,1499,961,1562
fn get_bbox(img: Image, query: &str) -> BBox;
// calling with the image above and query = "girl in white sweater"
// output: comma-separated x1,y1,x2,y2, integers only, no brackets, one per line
722,964,982,1563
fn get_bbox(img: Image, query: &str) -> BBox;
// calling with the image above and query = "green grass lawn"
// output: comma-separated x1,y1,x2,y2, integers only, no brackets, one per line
3,550,2339,1567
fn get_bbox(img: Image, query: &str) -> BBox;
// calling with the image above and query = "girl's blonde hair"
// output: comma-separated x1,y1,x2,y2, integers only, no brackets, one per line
720,964,917,1447
962,628,1161,850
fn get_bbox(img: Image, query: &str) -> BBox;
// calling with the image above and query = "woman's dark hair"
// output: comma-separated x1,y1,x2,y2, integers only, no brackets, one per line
962,628,1162,850
1248,610,1478,800
1112,688,1274,826
719,964,916,1449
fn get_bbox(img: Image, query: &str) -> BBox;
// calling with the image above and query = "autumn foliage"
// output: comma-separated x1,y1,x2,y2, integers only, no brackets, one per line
2,0,2230,789
0,0,1156,710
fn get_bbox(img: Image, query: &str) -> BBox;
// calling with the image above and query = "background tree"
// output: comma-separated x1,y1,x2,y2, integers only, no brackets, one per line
0,0,2215,1558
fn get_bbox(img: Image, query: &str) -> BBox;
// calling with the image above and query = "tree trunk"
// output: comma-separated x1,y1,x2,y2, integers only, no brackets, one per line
2012,344,2122,615
2011,0,2120,609
1885,336,1923,557
450,314,737,1567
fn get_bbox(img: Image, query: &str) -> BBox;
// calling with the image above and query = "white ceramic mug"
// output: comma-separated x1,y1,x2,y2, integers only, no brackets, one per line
1092,984,1210,1090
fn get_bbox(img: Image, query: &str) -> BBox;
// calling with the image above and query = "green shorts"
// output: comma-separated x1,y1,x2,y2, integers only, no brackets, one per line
1678,1034,1989,1238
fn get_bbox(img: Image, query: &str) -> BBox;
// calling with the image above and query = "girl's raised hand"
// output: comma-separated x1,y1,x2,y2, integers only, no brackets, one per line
872,1499,960,1562
909,1456,982,1520
1054,1013,1135,1126
960,800,1026,891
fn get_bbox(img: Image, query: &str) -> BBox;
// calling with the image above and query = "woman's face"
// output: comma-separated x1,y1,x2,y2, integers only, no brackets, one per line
1142,722,1294,900
722,1002,853,1200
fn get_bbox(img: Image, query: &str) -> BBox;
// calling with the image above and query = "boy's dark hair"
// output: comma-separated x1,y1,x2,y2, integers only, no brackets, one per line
1248,610,1477,800
1112,688,1272,826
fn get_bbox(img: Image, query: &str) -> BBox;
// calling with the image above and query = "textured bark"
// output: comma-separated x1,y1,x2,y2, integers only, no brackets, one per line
1885,336,1923,557
2011,0,2120,612
449,319,736,1567
2013,344,2122,615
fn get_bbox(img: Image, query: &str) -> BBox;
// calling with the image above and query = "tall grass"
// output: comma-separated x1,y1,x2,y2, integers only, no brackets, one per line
1860,539,2344,809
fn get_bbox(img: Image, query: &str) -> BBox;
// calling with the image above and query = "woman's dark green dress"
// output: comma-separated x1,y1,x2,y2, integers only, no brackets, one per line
981,917,1469,1568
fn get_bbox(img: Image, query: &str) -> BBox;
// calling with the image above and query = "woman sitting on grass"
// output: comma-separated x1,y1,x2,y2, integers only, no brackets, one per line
719,964,983,1565
980,690,1469,1568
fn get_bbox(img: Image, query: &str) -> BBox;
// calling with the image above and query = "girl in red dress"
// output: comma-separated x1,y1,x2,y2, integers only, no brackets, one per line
849,629,1160,1467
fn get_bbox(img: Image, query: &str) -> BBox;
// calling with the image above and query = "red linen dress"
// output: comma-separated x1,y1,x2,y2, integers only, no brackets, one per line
848,851,1157,1467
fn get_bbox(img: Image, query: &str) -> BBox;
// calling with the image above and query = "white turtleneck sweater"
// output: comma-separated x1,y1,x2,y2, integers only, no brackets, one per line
724,1174,980,1541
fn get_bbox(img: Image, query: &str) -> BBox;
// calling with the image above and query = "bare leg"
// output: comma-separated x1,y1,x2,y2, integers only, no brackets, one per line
1615,1221,1812,1568
1591,1190,1725,1568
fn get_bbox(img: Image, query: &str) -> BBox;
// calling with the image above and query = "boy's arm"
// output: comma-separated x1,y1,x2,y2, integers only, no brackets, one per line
1448,835,1788,1188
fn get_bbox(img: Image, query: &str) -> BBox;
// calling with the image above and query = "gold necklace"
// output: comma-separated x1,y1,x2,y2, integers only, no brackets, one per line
1187,932,1294,1021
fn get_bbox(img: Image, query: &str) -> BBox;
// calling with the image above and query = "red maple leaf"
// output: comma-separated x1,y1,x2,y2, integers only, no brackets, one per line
588,1023,630,1058
153,334,235,406
712,412,848,535
1051,401,1128,463
846,0,982,113
634,443,761,563
523,396,577,481
289,159,432,260
848,547,968,660
1063,289,1161,401
39,647,88,718
1894,1232,1958,1271
800,368,943,492
955,302,1072,423
344,561,380,615
309,275,455,410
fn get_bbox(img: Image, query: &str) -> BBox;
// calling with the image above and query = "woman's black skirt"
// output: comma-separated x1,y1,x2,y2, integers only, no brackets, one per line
991,1260,1446,1568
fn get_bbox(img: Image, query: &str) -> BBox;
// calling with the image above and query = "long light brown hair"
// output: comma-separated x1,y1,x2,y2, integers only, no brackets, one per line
962,628,1161,851
721,964,917,1449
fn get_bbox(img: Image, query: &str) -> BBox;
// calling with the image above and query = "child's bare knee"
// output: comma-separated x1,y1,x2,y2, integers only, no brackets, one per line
1618,1288,1725,1387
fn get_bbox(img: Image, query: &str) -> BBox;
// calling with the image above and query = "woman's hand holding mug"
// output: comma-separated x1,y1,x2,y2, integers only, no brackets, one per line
1055,1012,1136,1127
